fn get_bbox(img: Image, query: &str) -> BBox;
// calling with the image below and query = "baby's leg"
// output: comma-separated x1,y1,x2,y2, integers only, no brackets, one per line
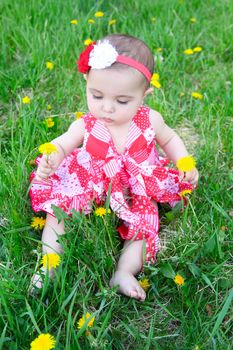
110,239,146,301
31,213,65,289
110,201,158,301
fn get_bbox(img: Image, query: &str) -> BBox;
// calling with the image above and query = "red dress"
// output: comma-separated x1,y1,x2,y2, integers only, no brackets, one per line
30,106,192,263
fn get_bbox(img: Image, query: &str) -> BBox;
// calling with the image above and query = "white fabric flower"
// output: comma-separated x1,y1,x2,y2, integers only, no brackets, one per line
88,40,118,69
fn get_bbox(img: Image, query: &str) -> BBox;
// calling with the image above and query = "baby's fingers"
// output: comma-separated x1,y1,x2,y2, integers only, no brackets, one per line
183,169,199,186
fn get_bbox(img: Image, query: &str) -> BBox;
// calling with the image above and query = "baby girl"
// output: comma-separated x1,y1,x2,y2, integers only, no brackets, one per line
30,34,198,301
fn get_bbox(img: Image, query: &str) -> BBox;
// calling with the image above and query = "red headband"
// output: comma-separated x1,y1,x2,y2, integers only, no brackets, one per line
77,40,152,82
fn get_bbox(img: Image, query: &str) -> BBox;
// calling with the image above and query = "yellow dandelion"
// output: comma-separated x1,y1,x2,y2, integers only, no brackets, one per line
191,91,203,100
31,217,46,230
109,19,116,26
84,38,93,46
152,73,160,81
38,142,58,155
151,73,161,89
193,46,202,53
22,96,31,104
44,117,55,128
184,49,194,55
94,11,104,17
151,80,161,89
190,17,197,23
75,111,84,119
174,274,185,286
151,17,156,22
139,278,150,292
94,207,111,217
46,61,54,70
47,104,52,111
88,18,95,24
70,19,78,25
30,333,56,350
41,253,61,270
179,189,192,197
176,155,196,172
155,47,163,52
77,312,95,330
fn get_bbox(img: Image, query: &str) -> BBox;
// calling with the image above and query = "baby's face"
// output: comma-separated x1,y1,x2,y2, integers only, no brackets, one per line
86,68,147,126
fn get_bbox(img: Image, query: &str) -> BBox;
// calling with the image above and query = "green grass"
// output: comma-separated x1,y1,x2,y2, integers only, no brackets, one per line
0,0,233,349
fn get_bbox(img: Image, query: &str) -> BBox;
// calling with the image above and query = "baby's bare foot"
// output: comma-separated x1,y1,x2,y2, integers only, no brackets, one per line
110,270,146,301
30,272,43,293
30,268,54,293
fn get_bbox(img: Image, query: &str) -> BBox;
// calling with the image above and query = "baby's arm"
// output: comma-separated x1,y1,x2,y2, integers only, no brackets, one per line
36,118,85,180
149,109,198,186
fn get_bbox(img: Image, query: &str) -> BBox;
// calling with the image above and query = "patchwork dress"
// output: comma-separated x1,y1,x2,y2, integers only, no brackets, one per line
30,106,192,263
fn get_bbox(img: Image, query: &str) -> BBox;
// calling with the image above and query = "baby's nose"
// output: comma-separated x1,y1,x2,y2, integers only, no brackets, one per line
102,101,114,113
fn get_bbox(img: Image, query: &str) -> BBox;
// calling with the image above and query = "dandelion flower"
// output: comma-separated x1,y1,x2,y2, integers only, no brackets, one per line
179,189,192,197
151,73,161,89
155,47,163,52
84,38,93,46
46,61,54,70
139,278,150,291
77,312,95,330
38,143,58,155
184,49,194,55
94,207,111,217
75,111,84,119
94,11,104,17
152,73,159,81
22,96,31,104
176,155,196,172
174,274,185,286
151,80,161,89
47,104,52,111
30,333,55,350
88,19,95,24
108,19,116,25
190,17,197,23
44,117,55,128
191,92,203,100
193,46,202,52
70,19,78,25
41,253,61,270
31,217,46,230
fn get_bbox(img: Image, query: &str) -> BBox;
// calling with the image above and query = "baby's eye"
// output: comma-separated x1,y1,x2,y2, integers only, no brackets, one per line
117,100,129,105
93,95,103,99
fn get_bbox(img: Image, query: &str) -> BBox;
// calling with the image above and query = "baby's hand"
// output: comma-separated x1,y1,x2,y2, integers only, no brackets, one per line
35,153,62,181
179,168,199,187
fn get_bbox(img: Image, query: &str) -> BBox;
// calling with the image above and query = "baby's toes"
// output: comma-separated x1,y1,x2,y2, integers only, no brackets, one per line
130,289,139,299
136,286,146,301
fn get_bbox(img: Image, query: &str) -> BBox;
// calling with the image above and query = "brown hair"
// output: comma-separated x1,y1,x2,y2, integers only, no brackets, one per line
99,34,154,87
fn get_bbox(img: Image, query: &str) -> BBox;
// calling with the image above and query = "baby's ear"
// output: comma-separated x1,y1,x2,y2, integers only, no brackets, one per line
144,87,154,97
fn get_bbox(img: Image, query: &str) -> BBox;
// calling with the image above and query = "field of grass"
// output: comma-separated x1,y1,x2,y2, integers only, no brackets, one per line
0,0,232,349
